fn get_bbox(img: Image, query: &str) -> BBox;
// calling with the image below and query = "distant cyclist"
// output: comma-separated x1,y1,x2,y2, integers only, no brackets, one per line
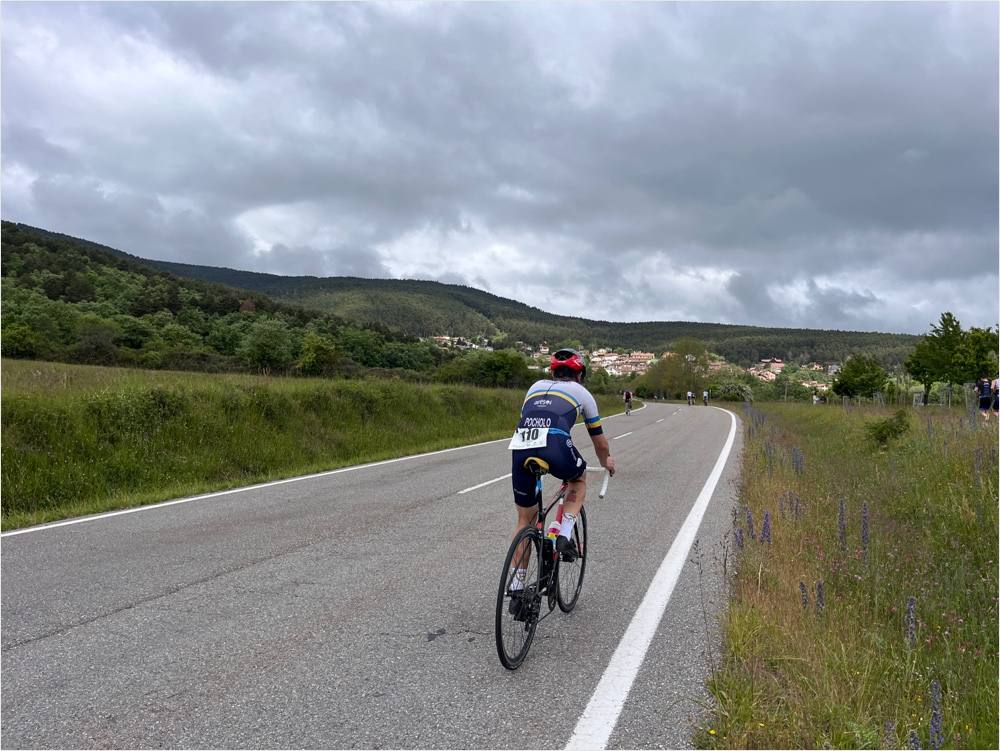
702,389,709,406
686,390,694,406
623,389,633,415
508,349,616,568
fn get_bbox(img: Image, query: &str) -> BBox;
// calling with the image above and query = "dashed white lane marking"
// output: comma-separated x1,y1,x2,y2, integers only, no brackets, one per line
655,418,665,423
457,473,512,495
611,432,633,440
565,407,738,751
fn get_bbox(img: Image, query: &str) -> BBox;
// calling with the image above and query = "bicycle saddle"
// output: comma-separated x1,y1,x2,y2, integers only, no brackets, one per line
522,457,550,476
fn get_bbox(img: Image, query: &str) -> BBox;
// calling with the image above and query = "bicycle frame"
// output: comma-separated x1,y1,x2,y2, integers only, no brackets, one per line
519,467,606,623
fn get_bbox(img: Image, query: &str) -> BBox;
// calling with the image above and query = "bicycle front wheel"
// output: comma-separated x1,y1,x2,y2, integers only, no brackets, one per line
557,506,588,612
495,525,542,670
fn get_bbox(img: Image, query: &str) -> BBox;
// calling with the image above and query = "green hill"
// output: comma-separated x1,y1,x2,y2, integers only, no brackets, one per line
1,222,920,367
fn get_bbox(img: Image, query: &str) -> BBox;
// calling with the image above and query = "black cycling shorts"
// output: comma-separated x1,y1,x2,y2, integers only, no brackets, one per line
511,432,587,508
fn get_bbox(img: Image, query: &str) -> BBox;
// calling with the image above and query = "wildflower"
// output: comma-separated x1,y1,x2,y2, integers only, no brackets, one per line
761,511,772,544
815,580,825,612
708,729,716,735
791,446,805,475
906,596,917,648
929,680,942,749
734,527,744,550
838,497,847,550
799,581,809,608
908,730,921,749
746,507,756,541
883,720,896,749
794,493,802,518
861,502,870,558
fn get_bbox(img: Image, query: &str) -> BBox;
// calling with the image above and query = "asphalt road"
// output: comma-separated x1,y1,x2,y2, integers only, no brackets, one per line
1,402,742,750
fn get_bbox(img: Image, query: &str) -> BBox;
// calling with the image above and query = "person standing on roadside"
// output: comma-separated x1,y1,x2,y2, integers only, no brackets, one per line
991,375,999,419
975,376,992,422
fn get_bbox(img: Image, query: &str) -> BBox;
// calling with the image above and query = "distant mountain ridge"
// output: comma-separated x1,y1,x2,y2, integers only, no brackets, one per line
3,222,920,367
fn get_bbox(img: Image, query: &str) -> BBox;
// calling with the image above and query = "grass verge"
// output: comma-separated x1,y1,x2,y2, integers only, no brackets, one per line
697,403,998,749
1,359,628,530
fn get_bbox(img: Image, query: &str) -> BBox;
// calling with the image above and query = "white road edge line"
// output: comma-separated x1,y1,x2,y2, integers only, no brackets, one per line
1,436,514,538
611,432,633,440
3,403,650,538
457,473,511,495
655,418,664,423
565,407,738,751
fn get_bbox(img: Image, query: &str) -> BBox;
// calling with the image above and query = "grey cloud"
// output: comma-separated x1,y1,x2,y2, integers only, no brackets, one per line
1,1,996,332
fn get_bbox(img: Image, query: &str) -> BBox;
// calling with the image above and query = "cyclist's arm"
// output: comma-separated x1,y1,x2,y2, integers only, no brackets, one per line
590,432,615,476
577,387,616,476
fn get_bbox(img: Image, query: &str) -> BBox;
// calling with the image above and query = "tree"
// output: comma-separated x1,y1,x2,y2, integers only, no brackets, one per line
904,313,999,402
297,330,340,376
1,322,44,358
960,327,999,382
904,338,936,405
69,315,121,365
833,354,887,398
237,318,294,374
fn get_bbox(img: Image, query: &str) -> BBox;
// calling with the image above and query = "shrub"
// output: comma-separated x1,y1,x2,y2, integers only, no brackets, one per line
864,408,910,448
717,382,754,402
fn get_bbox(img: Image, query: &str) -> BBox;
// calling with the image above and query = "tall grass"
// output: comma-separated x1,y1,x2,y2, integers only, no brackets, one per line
699,403,998,749
1,359,627,529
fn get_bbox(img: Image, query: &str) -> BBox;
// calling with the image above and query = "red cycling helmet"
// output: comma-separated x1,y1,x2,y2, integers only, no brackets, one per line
550,348,587,379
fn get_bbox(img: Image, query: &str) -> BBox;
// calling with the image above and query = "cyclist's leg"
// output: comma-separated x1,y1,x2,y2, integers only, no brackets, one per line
562,477,586,519
510,452,537,540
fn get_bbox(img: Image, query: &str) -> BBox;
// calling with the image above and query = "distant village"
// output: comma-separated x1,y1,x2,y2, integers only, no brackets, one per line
425,336,839,391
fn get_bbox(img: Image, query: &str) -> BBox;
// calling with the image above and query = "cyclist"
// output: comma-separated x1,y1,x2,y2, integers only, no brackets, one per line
624,389,633,414
687,390,694,406
508,349,616,571
702,389,709,406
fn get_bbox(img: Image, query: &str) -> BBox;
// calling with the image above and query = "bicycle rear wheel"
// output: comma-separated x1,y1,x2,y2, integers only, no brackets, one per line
495,526,542,670
557,506,587,612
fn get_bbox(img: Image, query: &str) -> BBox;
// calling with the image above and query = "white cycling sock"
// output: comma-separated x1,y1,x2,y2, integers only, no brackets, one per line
559,512,577,540
510,568,527,590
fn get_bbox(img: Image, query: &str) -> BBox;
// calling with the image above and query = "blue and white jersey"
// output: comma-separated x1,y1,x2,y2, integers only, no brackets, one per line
518,379,604,437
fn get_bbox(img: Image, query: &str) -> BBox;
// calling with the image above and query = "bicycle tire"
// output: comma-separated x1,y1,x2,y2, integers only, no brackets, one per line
495,525,542,670
557,506,588,613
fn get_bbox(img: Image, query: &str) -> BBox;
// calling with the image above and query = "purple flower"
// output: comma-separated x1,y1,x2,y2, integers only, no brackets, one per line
799,581,808,608
734,527,744,550
815,580,825,612
861,502,870,558
761,511,772,544
929,680,942,749
791,447,805,475
838,497,847,550
906,596,917,648
794,494,802,518
908,730,921,749
883,721,896,749
746,507,756,541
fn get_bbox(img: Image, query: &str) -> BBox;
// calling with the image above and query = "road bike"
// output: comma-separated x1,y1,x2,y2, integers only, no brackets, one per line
625,400,632,416
494,461,609,670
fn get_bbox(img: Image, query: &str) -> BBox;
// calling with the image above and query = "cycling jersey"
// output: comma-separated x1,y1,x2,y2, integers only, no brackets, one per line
517,379,604,437
510,379,603,506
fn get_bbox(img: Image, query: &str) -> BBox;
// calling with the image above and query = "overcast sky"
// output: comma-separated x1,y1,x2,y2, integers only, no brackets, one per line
2,1,997,334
